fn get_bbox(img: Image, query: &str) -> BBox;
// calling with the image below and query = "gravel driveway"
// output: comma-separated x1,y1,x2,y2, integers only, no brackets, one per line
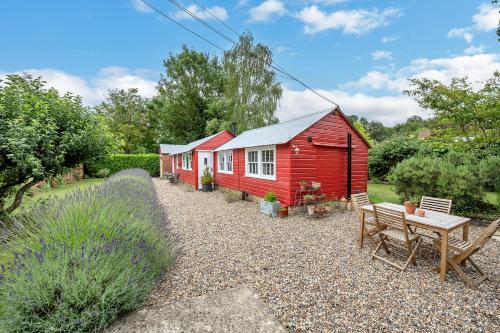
150,179,499,332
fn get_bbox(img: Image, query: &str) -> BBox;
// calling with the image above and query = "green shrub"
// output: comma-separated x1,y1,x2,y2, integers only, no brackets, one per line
200,167,213,185
264,191,277,202
87,154,160,177
479,155,500,192
96,168,111,178
368,136,423,180
0,169,172,332
388,154,485,214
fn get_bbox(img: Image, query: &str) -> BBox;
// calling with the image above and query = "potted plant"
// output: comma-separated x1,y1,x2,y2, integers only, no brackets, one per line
324,201,333,212
260,191,280,217
307,204,315,216
314,204,327,216
311,181,321,190
316,193,326,201
303,194,315,204
200,166,214,192
277,206,288,218
404,194,419,214
300,180,309,191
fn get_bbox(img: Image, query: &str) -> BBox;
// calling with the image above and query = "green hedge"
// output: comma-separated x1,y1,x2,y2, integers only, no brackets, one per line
87,154,160,177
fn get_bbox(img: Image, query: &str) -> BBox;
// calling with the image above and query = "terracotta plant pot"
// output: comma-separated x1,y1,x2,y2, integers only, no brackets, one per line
404,201,417,214
278,207,288,218
417,209,426,217
307,205,315,216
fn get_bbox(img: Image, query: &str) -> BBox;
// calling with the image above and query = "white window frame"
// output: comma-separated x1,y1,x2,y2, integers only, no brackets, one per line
218,150,233,174
245,145,276,181
182,152,192,170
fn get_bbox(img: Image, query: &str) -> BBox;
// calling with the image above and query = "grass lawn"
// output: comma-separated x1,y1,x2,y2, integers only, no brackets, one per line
368,182,499,207
20,178,104,211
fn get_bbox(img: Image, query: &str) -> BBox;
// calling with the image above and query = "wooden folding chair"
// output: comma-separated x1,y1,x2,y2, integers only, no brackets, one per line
351,193,379,241
372,205,423,271
433,219,499,289
420,196,452,214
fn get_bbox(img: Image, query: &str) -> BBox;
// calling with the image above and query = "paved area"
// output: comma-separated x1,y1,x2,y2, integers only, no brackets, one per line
143,180,499,332
108,286,285,333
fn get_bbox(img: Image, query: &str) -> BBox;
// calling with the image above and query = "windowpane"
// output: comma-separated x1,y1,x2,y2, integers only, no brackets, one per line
219,153,225,171
227,153,233,172
247,150,259,175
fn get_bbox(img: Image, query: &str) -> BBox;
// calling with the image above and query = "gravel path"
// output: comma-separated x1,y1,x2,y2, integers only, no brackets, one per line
150,179,500,332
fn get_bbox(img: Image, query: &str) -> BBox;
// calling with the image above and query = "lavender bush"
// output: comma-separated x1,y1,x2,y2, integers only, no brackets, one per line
0,169,172,332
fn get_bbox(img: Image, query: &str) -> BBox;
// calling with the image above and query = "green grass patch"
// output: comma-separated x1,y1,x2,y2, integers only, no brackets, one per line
367,183,401,204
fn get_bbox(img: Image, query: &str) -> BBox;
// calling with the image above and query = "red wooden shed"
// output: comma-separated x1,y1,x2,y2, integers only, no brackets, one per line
159,144,184,177
213,108,370,207
167,130,235,189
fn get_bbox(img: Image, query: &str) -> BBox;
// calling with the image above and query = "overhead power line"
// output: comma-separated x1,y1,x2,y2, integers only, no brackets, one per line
137,0,338,107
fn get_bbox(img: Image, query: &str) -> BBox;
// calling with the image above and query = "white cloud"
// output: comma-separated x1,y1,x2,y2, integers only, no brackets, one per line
472,3,499,31
248,0,286,23
382,35,397,43
296,5,401,35
311,0,348,5
130,0,152,13
173,4,228,21
278,86,424,125
371,50,392,60
345,53,500,92
463,44,485,55
0,67,157,106
447,27,473,43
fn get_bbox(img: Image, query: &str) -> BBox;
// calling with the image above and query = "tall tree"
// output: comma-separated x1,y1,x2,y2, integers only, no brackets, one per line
0,74,113,221
404,72,500,154
223,32,282,134
154,46,224,143
97,88,154,153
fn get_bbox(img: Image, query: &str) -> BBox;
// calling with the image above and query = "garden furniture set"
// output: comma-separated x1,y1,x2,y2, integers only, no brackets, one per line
352,192,498,289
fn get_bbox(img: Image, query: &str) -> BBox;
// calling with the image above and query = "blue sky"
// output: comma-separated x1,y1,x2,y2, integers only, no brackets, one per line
1,0,499,124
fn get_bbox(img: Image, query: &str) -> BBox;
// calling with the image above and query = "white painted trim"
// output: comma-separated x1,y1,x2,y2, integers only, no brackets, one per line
217,150,234,175
244,145,276,181
182,152,193,171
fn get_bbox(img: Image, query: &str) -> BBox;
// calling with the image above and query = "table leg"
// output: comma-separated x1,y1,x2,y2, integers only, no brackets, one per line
358,209,365,249
463,222,469,241
440,230,449,282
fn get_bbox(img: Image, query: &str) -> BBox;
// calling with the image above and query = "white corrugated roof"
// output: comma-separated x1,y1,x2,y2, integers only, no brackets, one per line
215,110,333,151
159,144,185,154
165,131,225,155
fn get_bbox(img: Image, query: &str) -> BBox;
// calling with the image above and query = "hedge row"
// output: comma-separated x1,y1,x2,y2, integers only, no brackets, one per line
87,154,160,177
0,169,172,332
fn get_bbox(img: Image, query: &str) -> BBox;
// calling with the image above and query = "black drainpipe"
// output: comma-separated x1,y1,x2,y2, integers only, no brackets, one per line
347,132,352,199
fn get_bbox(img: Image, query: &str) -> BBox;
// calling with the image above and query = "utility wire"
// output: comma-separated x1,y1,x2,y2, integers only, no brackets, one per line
138,0,338,106
190,0,241,38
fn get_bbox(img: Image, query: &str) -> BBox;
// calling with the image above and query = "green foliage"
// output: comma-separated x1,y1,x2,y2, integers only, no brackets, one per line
223,32,282,134
388,153,488,214
347,115,393,142
479,155,500,192
0,169,172,332
96,88,154,153
153,46,224,143
353,121,374,146
404,72,500,154
368,136,423,180
0,74,113,218
87,154,160,177
96,168,111,178
263,191,277,202
200,166,214,185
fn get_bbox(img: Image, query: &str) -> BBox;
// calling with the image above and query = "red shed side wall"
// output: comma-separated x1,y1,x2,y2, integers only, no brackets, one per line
215,144,292,205
176,151,196,187
160,154,173,175
288,111,369,204
196,130,235,151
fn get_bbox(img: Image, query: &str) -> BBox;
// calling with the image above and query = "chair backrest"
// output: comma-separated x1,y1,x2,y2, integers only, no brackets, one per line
420,196,452,214
373,205,410,239
458,219,499,261
351,192,371,212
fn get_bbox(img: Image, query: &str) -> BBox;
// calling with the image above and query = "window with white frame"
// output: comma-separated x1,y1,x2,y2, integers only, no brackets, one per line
182,152,192,170
245,146,276,180
218,150,233,174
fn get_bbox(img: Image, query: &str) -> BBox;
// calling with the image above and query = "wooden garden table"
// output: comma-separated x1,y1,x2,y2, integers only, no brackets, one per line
360,202,470,282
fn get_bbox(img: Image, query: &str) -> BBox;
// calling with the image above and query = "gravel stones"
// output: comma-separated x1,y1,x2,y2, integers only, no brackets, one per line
150,179,500,332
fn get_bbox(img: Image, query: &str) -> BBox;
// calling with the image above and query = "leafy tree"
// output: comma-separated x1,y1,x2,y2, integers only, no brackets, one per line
353,121,374,146
404,72,500,155
97,88,154,153
154,46,224,143
0,74,112,221
347,115,392,142
223,32,282,134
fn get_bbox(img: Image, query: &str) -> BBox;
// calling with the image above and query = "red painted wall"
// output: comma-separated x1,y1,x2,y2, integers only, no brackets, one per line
176,152,196,187
160,154,173,174
197,130,235,151
214,111,369,207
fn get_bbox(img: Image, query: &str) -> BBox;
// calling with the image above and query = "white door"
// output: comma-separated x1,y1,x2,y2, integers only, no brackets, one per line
197,151,213,189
